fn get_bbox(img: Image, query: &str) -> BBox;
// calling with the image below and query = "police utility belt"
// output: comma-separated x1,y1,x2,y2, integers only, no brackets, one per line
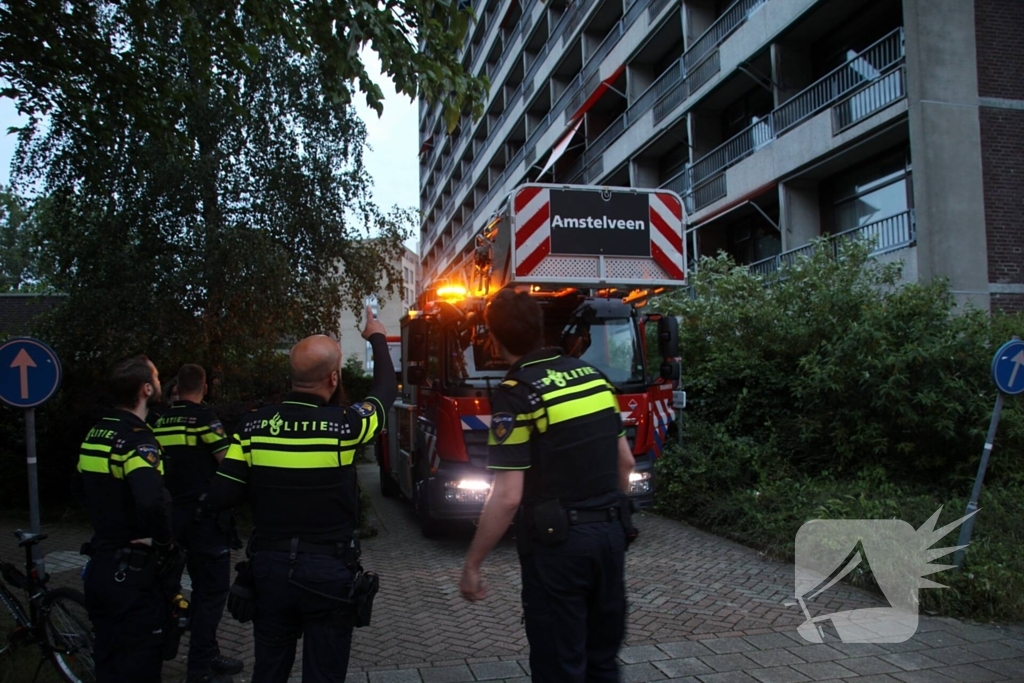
526,499,626,547
228,536,379,629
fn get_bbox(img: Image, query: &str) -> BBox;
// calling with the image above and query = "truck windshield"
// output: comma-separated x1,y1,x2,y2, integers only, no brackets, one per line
573,318,645,385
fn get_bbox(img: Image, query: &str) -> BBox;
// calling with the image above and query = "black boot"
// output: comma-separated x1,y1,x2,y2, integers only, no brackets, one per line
210,654,245,676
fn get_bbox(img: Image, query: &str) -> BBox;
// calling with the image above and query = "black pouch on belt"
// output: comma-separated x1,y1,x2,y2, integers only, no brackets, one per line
227,560,256,623
531,498,569,546
349,567,380,628
162,593,190,660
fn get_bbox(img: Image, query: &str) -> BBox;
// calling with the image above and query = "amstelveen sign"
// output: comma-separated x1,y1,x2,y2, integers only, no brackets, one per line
549,189,651,257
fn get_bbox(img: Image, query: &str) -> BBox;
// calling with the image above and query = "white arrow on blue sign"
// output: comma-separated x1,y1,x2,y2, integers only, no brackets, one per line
0,338,63,408
991,339,1024,396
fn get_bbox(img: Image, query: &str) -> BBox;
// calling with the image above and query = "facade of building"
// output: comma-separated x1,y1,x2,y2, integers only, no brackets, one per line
417,0,1024,313
338,246,420,371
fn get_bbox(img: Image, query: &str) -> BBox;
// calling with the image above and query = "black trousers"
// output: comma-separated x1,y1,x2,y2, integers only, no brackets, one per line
83,553,165,683
173,507,231,676
251,551,354,683
520,520,627,683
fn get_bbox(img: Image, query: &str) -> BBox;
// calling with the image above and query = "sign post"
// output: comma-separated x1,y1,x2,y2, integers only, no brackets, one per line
0,338,63,567
954,336,1023,568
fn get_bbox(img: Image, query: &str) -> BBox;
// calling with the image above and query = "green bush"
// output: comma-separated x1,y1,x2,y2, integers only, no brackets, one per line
652,240,1024,620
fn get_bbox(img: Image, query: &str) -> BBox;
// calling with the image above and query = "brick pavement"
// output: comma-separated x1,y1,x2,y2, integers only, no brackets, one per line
1,462,1022,682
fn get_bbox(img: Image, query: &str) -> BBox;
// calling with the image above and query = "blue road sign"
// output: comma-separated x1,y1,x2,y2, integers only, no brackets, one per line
992,339,1024,396
0,338,62,408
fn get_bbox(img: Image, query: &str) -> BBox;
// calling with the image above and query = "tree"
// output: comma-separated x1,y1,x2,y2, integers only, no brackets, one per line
0,187,41,291
0,1,488,391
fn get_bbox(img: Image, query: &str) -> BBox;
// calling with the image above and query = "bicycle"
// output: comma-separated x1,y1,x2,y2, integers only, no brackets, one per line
0,530,95,683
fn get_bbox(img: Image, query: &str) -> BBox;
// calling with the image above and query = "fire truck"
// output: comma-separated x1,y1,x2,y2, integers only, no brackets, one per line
377,184,687,536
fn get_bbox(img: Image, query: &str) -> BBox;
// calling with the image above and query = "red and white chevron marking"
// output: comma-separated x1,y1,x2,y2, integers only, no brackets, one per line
514,186,551,278
513,187,686,280
650,192,685,280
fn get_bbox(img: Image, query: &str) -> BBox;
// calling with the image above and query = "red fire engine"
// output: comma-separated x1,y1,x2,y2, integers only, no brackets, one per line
377,184,686,535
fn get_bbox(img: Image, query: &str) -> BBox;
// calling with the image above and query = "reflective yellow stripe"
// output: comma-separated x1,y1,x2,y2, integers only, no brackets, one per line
542,379,609,402
251,436,341,447
81,442,111,453
546,392,618,426
224,443,250,467
155,434,187,447
488,424,532,446
340,449,356,466
217,471,246,484
251,450,341,468
78,454,109,474
124,456,157,476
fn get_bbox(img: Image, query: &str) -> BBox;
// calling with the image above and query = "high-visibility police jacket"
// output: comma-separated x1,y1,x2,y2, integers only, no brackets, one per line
152,400,231,503
209,392,386,544
487,348,624,505
77,410,173,548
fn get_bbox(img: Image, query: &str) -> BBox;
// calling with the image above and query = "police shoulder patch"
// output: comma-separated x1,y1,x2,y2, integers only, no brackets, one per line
353,402,376,417
137,443,160,466
209,420,225,436
491,413,515,444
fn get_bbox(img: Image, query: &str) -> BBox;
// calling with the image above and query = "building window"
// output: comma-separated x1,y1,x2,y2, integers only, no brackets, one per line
827,148,912,234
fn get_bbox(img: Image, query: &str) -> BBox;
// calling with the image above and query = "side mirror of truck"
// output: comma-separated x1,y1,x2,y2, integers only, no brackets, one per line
657,315,680,358
407,319,428,363
407,365,427,386
659,360,681,382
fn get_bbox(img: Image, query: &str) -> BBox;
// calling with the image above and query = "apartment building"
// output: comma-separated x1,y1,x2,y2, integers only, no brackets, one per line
338,246,420,371
417,0,1024,313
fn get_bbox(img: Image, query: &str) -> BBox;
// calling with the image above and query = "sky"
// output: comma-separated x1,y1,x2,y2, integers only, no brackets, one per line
0,48,421,250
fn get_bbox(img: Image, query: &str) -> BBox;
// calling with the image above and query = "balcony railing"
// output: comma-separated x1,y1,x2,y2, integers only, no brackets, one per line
833,65,905,132
684,0,768,71
746,209,917,276
682,29,906,211
774,28,904,134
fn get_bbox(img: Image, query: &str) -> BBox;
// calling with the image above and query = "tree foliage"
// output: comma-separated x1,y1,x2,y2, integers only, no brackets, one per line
0,187,42,291
0,0,488,390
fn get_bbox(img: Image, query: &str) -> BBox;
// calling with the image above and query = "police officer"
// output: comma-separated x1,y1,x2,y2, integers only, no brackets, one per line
78,355,174,682
206,307,396,683
152,364,243,683
459,290,636,683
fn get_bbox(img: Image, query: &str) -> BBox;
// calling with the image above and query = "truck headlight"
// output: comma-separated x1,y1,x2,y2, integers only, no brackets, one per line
444,479,490,503
628,471,652,496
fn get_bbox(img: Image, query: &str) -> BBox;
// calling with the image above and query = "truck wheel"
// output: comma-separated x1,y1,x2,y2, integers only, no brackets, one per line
379,461,401,498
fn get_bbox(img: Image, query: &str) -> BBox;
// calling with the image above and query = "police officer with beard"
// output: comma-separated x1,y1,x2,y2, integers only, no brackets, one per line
78,355,174,682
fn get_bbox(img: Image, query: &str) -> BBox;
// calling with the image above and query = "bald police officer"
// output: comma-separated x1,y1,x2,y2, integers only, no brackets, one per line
460,289,635,683
207,308,396,682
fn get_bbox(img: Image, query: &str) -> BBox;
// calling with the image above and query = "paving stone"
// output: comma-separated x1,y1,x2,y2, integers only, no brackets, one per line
791,661,858,679
828,642,888,657
748,667,812,683
855,677,902,683
878,640,931,654
925,645,985,666
368,670,423,683
879,651,943,671
912,630,970,648
418,664,475,683
964,641,1024,661
955,625,1013,644
696,672,759,683
703,637,757,654
940,663,1010,682
977,658,1024,678
701,653,759,672
658,641,715,659
653,657,714,677
890,671,959,683
744,648,806,668
621,662,668,682
785,645,845,663
620,645,672,663
745,634,804,651
468,661,525,680
839,656,903,675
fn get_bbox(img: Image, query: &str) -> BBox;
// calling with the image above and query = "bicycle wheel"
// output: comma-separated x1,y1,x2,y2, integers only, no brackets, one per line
42,587,96,683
